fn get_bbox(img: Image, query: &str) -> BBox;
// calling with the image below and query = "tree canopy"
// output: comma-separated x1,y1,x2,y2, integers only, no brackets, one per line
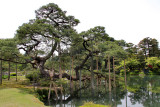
0,2,159,81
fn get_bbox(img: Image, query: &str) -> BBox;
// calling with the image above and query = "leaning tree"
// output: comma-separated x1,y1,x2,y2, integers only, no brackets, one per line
15,3,119,83
15,3,80,79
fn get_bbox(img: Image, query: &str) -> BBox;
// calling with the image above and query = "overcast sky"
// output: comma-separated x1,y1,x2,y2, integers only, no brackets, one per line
0,0,160,45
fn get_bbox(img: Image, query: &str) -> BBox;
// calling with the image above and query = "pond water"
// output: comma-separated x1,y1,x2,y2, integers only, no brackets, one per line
37,75,160,107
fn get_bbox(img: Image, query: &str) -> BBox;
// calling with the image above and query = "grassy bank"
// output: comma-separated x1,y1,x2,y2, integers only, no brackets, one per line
0,88,46,107
0,76,46,107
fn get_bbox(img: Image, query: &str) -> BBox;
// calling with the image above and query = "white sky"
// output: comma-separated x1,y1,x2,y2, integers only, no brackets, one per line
0,0,160,45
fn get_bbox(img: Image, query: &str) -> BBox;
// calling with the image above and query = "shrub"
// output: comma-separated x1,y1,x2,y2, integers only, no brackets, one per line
26,70,40,82
146,57,160,73
117,58,140,74
10,73,16,76
2,75,8,79
55,78,68,86
38,78,50,87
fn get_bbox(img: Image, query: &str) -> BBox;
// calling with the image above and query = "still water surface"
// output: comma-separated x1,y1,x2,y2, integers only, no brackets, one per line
38,75,160,107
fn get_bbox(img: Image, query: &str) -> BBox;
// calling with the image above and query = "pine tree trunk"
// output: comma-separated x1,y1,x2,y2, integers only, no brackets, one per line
58,43,62,79
0,56,2,84
91,40,94,90
71,56,74,91
63,60,64,74
113,56,116,87
72,56,74,77
108,56,111,92
96,55,99,86
70,56,73,92
124,59,127,89
79,70,82,88
96,55,98,72
16,58,17,82
91,54,94,90
8,61,10,80
97,76,99,86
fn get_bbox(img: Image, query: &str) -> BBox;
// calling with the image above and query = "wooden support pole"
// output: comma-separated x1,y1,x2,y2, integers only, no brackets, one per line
48,82,52,100
53,83,58,100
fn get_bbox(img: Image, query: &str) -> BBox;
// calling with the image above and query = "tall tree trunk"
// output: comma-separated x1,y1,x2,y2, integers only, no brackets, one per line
109,91,111,106
71,56,74,90
96,54,99,86
96,54,98,72
147,40,150,57
91,54,94,90
144,49,147,58
124,59,127,89
79,70,82,88
70,56,73,92
113,56,116,87
58,43,62,79
8,61,10,80
108,56,111,92
52,54,54,73
0,52,2,84
125,92,128,107
72,56,74,76
16,58,17,82
63,60,65,74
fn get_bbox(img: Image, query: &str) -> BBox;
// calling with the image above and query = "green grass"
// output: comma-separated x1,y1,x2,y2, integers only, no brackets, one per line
0,76,31,88
0,88,46,107
80,102,110,107
0,76,47,107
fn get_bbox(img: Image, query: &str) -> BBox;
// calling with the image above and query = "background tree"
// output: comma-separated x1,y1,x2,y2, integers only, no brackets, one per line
0,39,20,81
125,43,138,58
136,50,146,70
98,41,127,90
138,37,159,58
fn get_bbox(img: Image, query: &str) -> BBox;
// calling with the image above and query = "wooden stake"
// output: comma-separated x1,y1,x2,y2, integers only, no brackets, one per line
48,82,52,100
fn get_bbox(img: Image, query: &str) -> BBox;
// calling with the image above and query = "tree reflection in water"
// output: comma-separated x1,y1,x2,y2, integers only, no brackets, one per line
36,75,160,107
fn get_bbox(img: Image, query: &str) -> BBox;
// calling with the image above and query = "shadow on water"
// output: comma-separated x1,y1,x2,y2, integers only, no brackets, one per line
36,75,160,107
